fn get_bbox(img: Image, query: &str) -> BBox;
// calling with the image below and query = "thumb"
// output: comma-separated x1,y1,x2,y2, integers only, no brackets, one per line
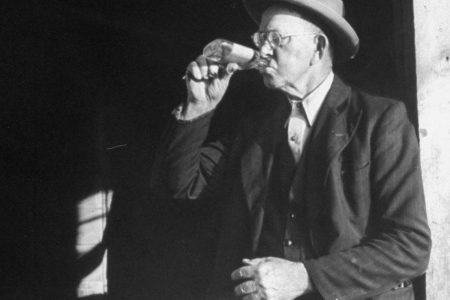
243,257,266,266
223,62,240,79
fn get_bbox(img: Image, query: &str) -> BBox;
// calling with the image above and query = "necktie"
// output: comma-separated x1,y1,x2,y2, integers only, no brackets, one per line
287,100,308,163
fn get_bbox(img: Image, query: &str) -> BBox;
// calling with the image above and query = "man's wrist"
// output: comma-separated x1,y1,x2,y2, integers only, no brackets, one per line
172,102,214,121
172,103,215,122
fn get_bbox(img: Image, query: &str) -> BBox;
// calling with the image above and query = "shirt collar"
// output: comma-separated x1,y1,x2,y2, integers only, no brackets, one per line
288,71,334,127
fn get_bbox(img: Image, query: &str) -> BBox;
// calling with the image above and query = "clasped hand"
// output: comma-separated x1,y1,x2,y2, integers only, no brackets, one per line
231,257,312,300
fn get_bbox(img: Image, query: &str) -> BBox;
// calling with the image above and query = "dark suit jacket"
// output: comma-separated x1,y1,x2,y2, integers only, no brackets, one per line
151,76,431,300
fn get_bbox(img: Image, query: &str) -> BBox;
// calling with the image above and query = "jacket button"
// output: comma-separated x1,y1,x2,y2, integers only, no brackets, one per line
284,239,293,247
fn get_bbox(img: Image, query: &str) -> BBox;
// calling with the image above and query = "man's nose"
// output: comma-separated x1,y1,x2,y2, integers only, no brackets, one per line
259,42,274,58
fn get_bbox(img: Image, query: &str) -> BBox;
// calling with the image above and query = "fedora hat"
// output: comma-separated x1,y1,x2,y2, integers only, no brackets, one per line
243,0,359,59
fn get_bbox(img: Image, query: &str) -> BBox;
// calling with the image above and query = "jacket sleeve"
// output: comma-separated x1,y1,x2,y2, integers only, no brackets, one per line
304,102,431,300
150,110,230,200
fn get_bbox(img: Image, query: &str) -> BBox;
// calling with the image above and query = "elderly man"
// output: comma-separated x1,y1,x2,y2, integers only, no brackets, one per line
151,0,431,299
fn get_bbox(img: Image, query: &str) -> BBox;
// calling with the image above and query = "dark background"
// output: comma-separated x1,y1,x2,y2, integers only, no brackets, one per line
1,0,420,299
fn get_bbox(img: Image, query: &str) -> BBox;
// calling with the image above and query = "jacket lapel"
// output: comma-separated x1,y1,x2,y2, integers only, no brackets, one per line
306,76,362,224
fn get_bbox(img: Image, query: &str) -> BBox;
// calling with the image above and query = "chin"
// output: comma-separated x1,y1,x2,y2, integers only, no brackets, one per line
262,73,285,90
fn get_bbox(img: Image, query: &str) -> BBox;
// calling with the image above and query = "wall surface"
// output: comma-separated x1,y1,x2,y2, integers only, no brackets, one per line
414,1,450,299
76,191,111,297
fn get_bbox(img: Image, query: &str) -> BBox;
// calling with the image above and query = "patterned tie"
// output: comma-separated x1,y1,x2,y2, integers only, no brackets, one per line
287,100,309,163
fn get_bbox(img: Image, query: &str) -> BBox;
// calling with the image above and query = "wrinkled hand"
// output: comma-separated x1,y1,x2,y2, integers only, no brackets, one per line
182,55,239,120
231,257,313,300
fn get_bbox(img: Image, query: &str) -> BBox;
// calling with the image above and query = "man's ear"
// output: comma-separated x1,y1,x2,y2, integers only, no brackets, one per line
311,34,327,64
316,35,327,57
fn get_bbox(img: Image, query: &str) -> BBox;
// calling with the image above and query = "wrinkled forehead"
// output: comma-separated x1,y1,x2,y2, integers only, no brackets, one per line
259,5,316,32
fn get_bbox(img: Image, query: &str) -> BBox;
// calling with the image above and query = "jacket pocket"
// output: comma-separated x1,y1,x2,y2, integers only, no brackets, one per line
339,160,371,218
340,159,370,174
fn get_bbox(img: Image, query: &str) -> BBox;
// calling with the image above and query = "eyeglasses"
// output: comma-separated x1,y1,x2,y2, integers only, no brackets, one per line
251,31,317,49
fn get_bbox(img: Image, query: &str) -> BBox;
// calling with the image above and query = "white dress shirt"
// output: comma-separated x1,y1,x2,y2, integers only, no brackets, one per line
287,72,334,163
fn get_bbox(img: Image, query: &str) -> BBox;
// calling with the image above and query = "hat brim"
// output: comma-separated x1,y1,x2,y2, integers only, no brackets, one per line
243,0,359,59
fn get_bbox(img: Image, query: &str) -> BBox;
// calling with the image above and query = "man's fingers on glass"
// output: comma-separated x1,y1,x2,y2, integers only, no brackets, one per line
185,59,220,81
209,64,220,78
223,63,241,76
186,61,203,81
196,55,209,80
